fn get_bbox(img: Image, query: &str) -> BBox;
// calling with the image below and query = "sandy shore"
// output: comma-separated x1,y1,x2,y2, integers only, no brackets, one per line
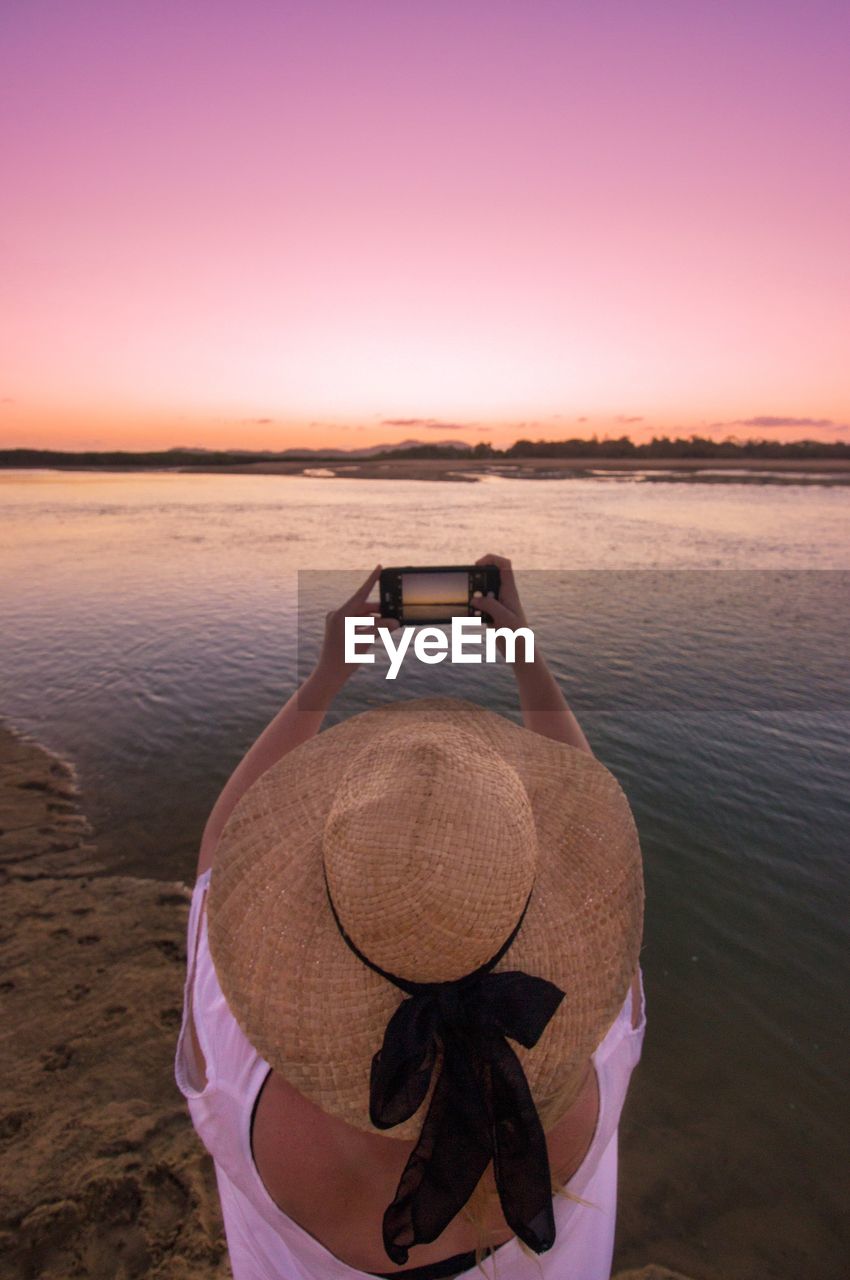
177,456,850,484
0,718,694,1279
0,722,229,1278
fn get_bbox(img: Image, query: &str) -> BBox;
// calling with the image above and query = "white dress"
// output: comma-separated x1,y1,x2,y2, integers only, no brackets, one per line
175,868,647,1280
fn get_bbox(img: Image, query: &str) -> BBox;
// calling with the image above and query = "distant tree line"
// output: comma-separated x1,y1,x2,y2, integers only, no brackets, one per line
373,435,850,460
1,435,848,469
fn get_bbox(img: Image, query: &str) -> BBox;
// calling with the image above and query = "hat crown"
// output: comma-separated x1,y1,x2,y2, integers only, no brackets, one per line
323,725,537,982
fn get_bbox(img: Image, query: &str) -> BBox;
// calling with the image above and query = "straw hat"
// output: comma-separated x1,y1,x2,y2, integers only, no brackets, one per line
206,696,644,1144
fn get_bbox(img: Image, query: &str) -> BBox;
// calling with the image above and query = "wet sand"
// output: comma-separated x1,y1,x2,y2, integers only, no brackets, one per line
177,456,850,484
0,717,697,1278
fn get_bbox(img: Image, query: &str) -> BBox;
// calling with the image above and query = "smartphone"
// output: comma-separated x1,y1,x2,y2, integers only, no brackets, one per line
380,564,501,626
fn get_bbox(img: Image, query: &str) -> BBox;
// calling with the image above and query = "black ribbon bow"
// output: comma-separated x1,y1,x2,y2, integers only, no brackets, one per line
325,882,566,1266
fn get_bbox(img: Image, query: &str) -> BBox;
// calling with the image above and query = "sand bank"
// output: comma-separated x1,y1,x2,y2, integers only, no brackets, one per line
0,719,695,1279
177,456,850,485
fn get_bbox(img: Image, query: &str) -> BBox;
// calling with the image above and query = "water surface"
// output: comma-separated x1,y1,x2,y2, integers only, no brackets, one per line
1,469,848,1277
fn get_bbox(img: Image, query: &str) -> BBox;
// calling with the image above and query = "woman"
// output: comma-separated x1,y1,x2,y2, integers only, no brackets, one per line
174,553,646,1280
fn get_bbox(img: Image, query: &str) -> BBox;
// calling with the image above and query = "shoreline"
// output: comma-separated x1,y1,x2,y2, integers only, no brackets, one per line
2,456,849,485
0,716,694,1279
180,456,850,484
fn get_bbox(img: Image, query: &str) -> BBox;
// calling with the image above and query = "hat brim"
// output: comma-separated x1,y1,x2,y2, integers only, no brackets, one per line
207,697,644,1139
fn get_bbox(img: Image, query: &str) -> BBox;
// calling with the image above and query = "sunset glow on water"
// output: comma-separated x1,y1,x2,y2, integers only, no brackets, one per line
2,469,848,1276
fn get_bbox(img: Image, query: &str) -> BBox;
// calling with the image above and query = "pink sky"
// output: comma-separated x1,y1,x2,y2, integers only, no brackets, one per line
2,0,849,452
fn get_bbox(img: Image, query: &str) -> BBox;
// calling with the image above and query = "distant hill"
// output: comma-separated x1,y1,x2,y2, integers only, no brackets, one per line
161,439,473,458
283,438,473,457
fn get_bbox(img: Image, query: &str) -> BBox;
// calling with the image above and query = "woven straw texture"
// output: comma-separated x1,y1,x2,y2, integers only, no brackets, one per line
207,697,644,1140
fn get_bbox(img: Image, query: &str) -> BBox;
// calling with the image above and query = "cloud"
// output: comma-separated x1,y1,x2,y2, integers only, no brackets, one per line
381,417,468,432
1,397,15,405
615,415,644,424
577,416,588,422
240,417,275,425
711,416,842,429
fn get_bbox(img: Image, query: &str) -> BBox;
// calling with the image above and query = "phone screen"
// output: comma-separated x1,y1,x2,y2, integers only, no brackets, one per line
401,570,471,622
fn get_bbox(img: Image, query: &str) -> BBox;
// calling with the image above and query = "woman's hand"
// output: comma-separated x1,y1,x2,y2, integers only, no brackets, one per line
315,564,400,689
472,553,533,665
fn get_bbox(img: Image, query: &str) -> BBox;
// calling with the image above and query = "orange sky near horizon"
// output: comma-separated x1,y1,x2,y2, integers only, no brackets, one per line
2,2,849,454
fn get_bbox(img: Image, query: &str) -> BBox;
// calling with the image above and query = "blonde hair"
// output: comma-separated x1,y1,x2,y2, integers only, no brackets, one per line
459,1062,600,1275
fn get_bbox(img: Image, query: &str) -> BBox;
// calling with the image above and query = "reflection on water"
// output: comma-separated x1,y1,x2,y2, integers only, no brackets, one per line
1,469,849,1277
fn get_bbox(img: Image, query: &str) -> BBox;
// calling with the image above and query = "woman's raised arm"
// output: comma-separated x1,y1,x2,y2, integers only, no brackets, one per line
196,566,397,877
473,553,594,755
